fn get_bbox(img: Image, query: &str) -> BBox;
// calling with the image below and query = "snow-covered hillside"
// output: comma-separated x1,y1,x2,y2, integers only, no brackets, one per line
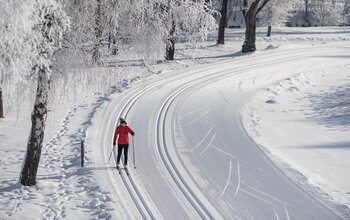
1,27,350,219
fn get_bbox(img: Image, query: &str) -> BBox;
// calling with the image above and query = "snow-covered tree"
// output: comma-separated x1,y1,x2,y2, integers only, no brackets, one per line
227,0,245,28
92,0,102,63
58,0,216,64
58,0,101,64
0,1,36,118
259,0,294,37
20,0,70,186
345,0,350,24
288,0,345,26
159,0,216,60
312,0,345,26
1,0,69,186
241,0,271,53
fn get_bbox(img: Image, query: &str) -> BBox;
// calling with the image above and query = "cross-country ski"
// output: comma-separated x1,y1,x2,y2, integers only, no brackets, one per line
118,167,129,176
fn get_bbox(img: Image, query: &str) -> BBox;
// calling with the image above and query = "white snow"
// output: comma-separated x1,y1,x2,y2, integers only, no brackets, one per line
242,65,350,208
1,27,350,219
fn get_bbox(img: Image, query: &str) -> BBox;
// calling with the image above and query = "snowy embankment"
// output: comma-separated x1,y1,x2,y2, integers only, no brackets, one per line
1,27,350,219
242,65,350,209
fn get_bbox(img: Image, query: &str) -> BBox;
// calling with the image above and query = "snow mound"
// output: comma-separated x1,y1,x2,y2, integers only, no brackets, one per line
242,65,350,210
264,44,280,50
261,73,312,105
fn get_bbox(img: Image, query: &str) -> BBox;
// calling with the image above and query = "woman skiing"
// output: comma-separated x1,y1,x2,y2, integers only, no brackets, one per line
113,118,135,170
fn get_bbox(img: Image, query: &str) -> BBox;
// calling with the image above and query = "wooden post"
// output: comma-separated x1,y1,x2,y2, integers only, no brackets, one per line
81,140,84,167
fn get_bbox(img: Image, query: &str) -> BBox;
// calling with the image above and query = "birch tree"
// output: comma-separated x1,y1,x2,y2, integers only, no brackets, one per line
259,0,293,37
161,0,216,60
20,0,69,186
92,0,102,63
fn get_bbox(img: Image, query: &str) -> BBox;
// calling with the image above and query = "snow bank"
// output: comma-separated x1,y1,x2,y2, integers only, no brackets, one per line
242,64,350,209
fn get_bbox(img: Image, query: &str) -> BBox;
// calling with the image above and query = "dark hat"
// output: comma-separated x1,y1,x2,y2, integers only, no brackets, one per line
119,118,127,124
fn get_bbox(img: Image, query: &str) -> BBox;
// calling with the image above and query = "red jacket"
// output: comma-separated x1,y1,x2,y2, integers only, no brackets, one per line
113,125,135,145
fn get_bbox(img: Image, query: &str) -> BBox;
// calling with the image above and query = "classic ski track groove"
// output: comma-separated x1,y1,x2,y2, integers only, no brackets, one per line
153,49,326,219
115,86,158,220
105,56,241,220
107,61,238,219
103,45,337,219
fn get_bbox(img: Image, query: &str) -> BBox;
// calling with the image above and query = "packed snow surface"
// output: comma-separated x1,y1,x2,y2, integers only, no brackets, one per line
1,27,350,219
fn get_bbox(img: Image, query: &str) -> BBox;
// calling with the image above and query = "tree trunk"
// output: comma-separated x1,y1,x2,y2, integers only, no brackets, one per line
266,5,272,37
346,0,350,24
305,0,309,15
111,38,118,55
266,23,272,37
0,87,4,118
304,0,310,26
108,17,118,56
242,4,258,53
92,0,102,63
20,68,49,186
165,19,176,60
217,0,228,45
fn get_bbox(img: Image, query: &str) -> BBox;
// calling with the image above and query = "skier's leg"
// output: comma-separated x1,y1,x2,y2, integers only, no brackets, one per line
124,144,129,166
117,144,123,165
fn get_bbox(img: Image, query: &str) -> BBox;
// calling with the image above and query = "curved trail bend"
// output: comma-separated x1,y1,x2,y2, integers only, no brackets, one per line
94,43,350,219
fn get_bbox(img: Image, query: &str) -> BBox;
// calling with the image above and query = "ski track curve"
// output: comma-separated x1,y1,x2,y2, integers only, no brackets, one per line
150,49,311,220
96,43,350,219
168,45,350,219
148,47,316,219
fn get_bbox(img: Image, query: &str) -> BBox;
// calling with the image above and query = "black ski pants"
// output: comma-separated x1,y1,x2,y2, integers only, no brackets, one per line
117,144,129,166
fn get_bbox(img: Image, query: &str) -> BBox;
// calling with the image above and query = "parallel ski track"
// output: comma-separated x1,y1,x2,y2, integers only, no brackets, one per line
116,88,156,220
109,60,243,219
107,45,335,219
153,47,334,219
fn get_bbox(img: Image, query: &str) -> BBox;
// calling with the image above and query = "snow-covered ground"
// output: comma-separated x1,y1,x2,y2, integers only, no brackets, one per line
242,65,350,209
1,27,350,219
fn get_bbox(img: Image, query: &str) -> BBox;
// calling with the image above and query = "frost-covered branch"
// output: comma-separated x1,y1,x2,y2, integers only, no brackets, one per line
20,0,70,186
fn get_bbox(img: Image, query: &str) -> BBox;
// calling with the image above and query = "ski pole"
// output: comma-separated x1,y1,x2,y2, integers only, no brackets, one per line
107,145,115,164
132,136,136,169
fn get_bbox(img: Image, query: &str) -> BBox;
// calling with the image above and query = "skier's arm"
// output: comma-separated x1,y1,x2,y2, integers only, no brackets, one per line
113,127,119,145
128,126,135,136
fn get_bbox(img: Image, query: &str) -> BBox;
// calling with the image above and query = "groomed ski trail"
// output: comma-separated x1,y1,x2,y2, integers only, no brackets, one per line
90,43,350,219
